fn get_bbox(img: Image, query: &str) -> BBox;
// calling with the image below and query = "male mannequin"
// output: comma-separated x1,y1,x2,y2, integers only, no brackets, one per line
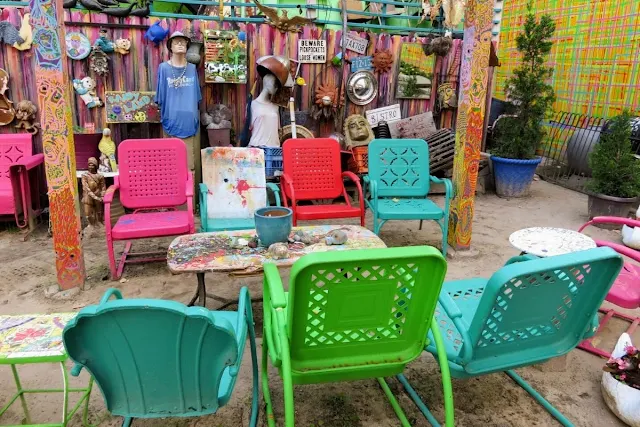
154,31,202,184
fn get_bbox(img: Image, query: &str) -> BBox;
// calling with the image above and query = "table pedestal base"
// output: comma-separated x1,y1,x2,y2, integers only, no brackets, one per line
187,273,262,309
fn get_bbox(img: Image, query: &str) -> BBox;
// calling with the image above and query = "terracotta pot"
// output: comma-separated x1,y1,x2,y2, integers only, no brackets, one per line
588,193,638,229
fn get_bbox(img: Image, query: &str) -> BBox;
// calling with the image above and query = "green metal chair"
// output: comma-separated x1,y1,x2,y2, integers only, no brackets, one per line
398,247,624,426
262,246,455,427
62,287,259,427
364,139,452,255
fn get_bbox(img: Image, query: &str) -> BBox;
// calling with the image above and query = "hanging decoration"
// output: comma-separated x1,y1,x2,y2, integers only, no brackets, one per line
346,70,378,106
7,13,32,51
73,77,103,109
14,100,40,135
94,28,115,53
252,0,314,33
204,30,247,83
431,0,442,22
431,36,453,56
89,46,109,76
144,21,170,46
65,32,92,60
372,50,394,74
396,43,435,99
0,69,15,126
419,0,432,24
0,21,24,47
114,38,131,55
442,0,466,28
310,81,343,124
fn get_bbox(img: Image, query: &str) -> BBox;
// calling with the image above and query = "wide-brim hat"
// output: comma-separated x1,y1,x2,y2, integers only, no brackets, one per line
167,31,191,52
256,55,294,88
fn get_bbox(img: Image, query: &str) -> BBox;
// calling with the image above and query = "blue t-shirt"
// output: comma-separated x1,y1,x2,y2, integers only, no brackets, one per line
154,61,202,138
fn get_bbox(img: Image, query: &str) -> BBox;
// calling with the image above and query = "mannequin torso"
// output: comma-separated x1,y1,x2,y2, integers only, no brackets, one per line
249,74,280,148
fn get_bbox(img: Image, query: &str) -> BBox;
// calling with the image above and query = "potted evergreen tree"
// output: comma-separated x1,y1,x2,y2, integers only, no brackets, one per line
490,3,556,198
587,111,640,223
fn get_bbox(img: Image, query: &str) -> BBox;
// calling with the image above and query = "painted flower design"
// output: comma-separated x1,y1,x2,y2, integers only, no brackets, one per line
13,327,46,343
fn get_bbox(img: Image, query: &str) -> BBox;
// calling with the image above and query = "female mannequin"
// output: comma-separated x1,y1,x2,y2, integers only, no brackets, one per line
248,73,280,148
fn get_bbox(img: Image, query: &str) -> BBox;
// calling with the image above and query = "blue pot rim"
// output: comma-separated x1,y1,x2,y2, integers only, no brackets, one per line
490,155,542,165
255,207,293,218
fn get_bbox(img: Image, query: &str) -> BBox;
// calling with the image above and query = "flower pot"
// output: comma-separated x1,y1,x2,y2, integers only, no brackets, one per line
588,193,638,229
491,155,542,198
186,41,203,65
601,333,640,427
254,207,292,247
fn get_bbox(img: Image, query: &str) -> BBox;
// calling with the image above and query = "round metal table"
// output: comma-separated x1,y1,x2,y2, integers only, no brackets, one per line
509,227,597,257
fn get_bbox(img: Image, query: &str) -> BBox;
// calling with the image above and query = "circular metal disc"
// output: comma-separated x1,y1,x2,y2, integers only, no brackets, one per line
346,71,378,106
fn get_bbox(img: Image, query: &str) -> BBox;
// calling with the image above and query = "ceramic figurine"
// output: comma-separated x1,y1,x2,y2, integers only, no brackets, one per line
252,0,314,33
0,69,15,126
203,104,232,129
343,114,374,149
144,21,169,46
289,230,317,245
73,77,103,108
12,13,32,51
81,157,106,235
14,100,39,135
325,229,348,245
98,128,118,172
94,28,115,53
89,46,109,76
114,38,131,55
268,242,289,259
372,50,393,74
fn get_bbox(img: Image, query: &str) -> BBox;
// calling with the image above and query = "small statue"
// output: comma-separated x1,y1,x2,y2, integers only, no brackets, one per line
89,45,109,76
94,28,115,53
202,104,232,129
114,38,131,55
344,114,374,149
73,77,103,109
98,128,118,172
14,100,39,134
81,157,106,235
268,242,289,259
325,229,348,245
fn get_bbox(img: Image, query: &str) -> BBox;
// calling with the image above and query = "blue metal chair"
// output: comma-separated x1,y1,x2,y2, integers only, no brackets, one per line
364,139,452,255
398,247,623,426
62,287,259,427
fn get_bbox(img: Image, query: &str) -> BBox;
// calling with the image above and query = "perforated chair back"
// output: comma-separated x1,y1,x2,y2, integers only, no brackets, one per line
118,138,188,209
0,134,32,192
282,138,343,201
368,139,430,198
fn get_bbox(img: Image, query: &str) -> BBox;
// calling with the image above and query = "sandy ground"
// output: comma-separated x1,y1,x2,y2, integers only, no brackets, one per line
0,180,634,427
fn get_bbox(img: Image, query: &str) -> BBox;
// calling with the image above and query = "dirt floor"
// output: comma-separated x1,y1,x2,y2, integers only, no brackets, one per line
0,180,634,427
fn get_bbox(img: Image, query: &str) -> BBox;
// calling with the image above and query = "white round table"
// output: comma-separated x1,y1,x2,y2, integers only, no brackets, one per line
509,227,597,257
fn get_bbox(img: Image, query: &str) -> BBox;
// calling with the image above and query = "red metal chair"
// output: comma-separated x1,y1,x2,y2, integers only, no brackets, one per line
105,138,195,280
0,134,44,230
577,216,640,358
280,138,365,226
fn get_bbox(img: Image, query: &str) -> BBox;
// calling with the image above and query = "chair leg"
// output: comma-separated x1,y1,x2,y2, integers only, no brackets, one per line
396,374,442,427
262,329,295,427
245,297,260,427
106,235,117,280
262,340,277,427
377,378,411,427
505,370,573,427
122,417,132,427
440,219,449,257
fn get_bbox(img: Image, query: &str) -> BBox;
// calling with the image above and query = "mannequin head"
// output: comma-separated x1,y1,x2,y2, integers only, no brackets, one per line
263,74,278,96
170,37,188,55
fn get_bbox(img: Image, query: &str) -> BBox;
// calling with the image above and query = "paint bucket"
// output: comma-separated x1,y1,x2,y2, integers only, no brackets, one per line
254,207,293,247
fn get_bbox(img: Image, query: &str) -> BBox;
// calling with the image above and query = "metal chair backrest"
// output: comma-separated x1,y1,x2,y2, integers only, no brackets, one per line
0,134,31,191
63,297,238,418
368,139,430,198
118,138,188,209
282,138,343,201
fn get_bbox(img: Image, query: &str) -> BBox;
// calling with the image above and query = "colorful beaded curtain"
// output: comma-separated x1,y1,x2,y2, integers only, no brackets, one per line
495,0,640,118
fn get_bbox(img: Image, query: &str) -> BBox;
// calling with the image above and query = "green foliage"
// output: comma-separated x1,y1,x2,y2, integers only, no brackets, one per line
399,61,431,79
492,2,556,160
588,111,640,198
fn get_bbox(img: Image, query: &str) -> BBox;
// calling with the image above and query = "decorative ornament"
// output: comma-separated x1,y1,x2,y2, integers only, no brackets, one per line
14,100,39,135
431,0,442,22
431,36,453,56
98,128,118,172
279,125,314,143
310,81,343,124
102,3,135,17
343,114,374,149
372,49,393,74
94,28,115,53
295,76,306,86
252,0,315,33
346,70,378,106
78,0,104,11
73,77,103,109
437,82,458,111
8,13,33,51
114,38,131,55
186,40,203,64
0,68,16,126
418,0,432,24
0,21,24,47
144,21,170,46
202,104,232,129
89,46,109,77
65,32,91,60
442,0,466,28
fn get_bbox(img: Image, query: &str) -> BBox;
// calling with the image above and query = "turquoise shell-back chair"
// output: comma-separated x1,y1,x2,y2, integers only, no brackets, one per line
398,247,623,426
62,287,259,427
262,246,455,427
364,139,452,255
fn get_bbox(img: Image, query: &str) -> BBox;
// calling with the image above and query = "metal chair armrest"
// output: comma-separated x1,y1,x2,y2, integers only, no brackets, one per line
280,173,296,208
103,183,120,204
430,176,453,204
13,153,44,170
266,182,281,206
438,291,474,364
579,216,640,232
504,254,539,265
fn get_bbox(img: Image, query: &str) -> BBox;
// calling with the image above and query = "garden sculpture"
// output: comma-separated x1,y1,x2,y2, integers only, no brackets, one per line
81,157,106,232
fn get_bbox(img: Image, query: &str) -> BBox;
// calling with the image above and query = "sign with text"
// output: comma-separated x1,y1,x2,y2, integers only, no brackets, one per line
342,33,368,54
105,91,160,123
298,39,327,63
365,104,401,127
351,56,373,72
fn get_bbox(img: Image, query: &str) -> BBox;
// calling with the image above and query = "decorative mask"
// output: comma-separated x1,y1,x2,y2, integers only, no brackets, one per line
343,114,374,149
14,100,39,134
372,49,393,74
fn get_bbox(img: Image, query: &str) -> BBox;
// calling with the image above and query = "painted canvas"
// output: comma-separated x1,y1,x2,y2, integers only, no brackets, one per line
202,147,266,219
105,91,160,123
204,30,248,84
395,43,435,99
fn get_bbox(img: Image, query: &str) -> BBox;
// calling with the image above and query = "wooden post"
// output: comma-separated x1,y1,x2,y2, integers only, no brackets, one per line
30,0,86,289
447,0,494,250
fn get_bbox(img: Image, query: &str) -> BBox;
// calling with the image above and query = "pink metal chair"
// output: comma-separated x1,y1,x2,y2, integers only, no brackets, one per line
578,216,640,358
105,138,195,280
0,134,44,230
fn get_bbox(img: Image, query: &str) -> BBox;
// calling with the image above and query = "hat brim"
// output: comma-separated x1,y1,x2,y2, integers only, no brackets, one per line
167,36,191,52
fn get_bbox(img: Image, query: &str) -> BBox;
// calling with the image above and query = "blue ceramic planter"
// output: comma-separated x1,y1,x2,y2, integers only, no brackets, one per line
491,156,542,198
254,207,293,247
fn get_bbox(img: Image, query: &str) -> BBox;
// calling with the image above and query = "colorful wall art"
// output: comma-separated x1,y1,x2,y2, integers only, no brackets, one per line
395,43,435,99
105,91,160,123
204,30,247,84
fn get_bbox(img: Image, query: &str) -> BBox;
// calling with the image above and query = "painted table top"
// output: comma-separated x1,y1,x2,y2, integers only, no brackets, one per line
168,225,387,274
509,227,596,258
0,313,76,364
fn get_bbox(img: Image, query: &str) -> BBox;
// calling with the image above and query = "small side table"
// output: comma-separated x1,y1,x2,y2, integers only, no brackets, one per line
509,227,597,257
0,313,93,427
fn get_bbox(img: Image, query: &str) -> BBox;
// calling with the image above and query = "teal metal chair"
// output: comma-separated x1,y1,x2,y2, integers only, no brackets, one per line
262,246,455,427
62,287,259,427
199,147,281,232
364,139,452,255
398,247,624,426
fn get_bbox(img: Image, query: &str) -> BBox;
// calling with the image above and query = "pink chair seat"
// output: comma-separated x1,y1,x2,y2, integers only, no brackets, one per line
0,187,15,215
111,211,192,240
605,262,640,309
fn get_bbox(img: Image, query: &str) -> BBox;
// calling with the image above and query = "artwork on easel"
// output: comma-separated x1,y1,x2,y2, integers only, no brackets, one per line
204,30,247,84
395,43,435,99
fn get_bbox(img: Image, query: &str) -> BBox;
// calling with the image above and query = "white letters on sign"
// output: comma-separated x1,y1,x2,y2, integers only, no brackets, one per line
365,104,401,127
342,33,368,54
298,39,327,63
